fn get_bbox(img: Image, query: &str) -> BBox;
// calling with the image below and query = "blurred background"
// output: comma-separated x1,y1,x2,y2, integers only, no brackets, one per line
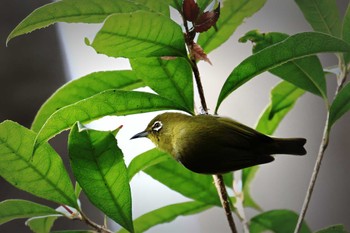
1,0,349,232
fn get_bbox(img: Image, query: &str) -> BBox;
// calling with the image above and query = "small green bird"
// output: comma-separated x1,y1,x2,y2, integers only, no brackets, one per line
131,112,306,174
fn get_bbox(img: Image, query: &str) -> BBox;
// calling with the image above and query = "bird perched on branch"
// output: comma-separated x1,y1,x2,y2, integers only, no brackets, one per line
131,112,306,174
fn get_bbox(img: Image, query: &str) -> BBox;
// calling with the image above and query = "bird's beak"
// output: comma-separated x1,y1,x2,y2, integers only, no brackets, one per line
130,130,149,140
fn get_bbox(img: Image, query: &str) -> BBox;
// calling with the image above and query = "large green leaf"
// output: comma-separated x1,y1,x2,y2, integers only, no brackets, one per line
35,90,189,146
342,3,350,64
131,57,194,113
329,82,350,128
117,201,212,233
144,158,221,206
32,71,144,132
295,0,341,37
0,121,77,208
256,81,305,135
315,225,348,233
240,30,326,99
89,11,186,58
215,32,350,113
197,0,267,54
68,123,133,232
26,215,60,233
128,148,171,181
7,0,152,43
249,209,311,233
0,199,59,225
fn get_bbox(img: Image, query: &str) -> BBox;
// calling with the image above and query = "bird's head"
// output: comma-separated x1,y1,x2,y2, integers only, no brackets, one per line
130,112,190,151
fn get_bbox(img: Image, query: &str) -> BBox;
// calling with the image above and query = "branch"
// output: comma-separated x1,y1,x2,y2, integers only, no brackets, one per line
79,211,114,233
213,174,238,233
294,55,349,233
294,113,330,233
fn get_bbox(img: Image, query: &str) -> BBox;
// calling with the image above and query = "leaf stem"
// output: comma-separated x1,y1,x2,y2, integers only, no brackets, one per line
294,55,348,233
213,174,238,233
79,211,114,233
294,113,330,233
181,9,237,233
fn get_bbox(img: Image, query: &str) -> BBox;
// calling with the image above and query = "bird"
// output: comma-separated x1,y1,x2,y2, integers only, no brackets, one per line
131,112,306,174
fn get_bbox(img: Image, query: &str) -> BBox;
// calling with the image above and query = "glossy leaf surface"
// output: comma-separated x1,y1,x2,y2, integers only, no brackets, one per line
128,148,171,181
69,123,133,232
240,30,326,99
90,11,186,58
32,71,144,132
0,199,59,225
295,0,341,37
0,121,77,208
7,0,152,43
329,82,350,128
144,158,221,205
131,57,194,113
343,4,350,64
26,215,60,233
117,201,211,233
249,209,311,233
256,81,305,135
35,90,188,146
216,32,350,113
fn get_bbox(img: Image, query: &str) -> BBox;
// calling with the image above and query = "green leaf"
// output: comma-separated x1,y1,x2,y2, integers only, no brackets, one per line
35,90,189,146
26,215,60,233
315,224,348,233
342,3,350,64
215,32,350,113
31,71,144,132
131,57,194,113
144,157,221,205
295,0,341,37
0,121,77,208
197,0,267,54
68,123,133,232
0,199,59,225
256,81,305,135
7,0,152,44
242,166,261,211
117,201,212,233
133,0,170,16
90,11,186,58
329,82,350,128
240,30,326,99
128,148,171,181
249,209,311,233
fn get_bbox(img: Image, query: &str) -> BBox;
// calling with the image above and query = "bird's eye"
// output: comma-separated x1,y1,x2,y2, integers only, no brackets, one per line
152,121,163,132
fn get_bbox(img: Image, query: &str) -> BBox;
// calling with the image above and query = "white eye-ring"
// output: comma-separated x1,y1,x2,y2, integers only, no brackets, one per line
152,121,163,132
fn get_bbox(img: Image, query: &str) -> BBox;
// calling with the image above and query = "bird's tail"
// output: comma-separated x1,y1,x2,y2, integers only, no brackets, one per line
272,138,307,155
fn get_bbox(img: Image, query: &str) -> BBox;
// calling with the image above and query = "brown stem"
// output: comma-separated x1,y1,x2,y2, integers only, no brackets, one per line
294,113,330,233
294,55,348,233
79,211,114,233
181,12,237,233
190,59,208,113
213,174,238,233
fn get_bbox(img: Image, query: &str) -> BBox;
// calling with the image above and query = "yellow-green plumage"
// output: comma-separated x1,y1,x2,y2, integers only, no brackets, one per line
131,112,306,174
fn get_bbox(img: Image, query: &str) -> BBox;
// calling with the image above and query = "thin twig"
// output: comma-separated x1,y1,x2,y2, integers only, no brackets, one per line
181,9,237,233
79,211,114,233
294,113,330,233
213,174,238,233
294,55,348,233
